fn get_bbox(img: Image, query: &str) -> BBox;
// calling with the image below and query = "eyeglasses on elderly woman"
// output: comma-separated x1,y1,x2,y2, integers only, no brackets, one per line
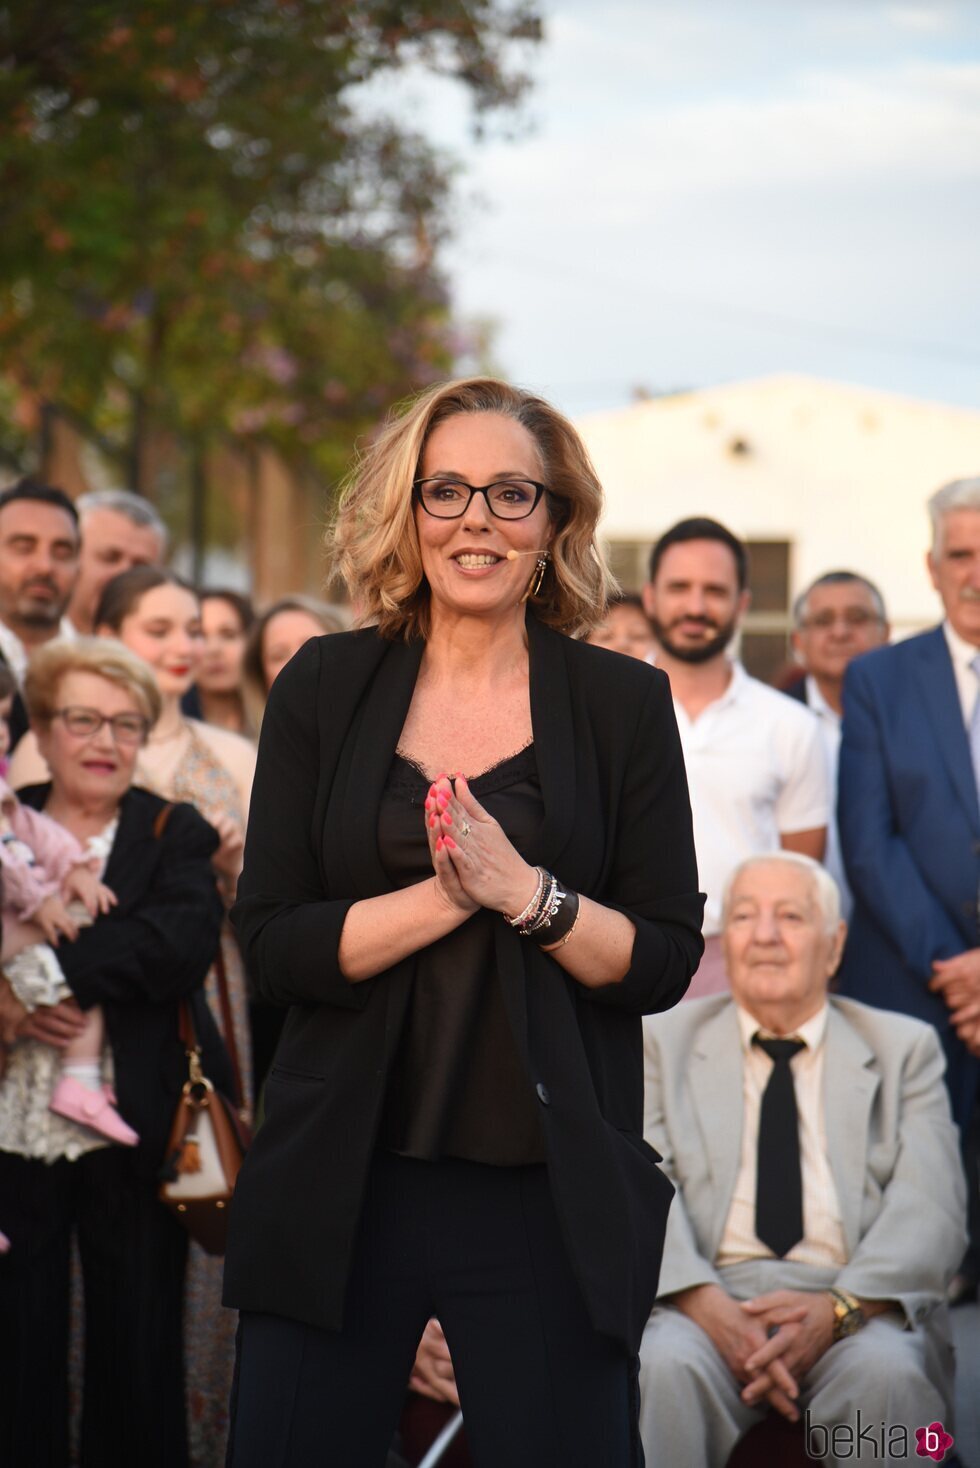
412,477,547,520
51,706,149,745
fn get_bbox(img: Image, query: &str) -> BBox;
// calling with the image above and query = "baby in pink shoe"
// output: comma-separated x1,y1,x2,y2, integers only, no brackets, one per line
0,685,137,1155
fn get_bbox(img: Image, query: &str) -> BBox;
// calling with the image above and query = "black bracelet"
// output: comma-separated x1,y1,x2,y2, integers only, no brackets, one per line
532,887,580,946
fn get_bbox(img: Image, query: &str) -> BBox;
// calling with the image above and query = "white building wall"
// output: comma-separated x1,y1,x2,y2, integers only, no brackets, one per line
576,375,980,632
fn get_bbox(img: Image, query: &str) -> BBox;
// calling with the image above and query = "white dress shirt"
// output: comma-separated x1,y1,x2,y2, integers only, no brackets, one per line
671,663,829,936
716,1003,848,1269
805,675,851,921
942,618,980,729
0,616,76,686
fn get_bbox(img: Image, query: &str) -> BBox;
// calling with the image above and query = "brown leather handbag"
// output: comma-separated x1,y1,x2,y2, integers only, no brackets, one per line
158,952,251,1255
155,803,251,1254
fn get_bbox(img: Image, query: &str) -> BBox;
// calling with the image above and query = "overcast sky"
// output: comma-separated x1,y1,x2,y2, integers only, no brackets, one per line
369,0,980,419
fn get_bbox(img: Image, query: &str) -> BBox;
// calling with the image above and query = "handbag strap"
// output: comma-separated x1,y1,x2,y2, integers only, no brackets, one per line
155,799,246,1113
211,939,246,1114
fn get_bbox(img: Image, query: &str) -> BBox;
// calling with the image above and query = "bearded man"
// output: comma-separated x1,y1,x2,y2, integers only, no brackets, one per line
643,517,827,997
0,479,80,748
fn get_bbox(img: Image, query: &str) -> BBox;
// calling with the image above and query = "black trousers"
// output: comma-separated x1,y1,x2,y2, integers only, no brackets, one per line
0,1146,189,1468
228,1152,643,1468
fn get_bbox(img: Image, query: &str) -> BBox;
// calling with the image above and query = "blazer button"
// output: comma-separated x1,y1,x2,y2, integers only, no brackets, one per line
535,1082,551,1106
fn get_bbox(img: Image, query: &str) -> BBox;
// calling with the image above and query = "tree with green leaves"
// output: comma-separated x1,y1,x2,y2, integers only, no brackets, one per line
0,1,539,564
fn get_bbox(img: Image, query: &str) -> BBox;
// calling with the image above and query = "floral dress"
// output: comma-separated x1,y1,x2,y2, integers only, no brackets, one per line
138,722,253,1468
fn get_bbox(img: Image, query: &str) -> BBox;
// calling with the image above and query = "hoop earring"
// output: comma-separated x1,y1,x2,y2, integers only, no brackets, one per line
521,554,549,603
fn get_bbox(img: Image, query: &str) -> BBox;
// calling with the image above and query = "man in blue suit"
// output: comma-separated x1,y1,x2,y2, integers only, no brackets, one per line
838,476,980,1300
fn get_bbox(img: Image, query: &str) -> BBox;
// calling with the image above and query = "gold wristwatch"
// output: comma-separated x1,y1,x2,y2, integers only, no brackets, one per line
827,1287,865,1342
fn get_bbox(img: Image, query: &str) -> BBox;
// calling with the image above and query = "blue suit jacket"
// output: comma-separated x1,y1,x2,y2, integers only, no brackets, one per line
836,625,980,1124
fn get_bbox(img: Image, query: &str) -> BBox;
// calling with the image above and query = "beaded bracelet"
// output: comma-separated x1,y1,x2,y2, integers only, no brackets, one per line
505,867,548,930
534,888,580,947
522,873,563,935
506,868,580,943
525,870,554,929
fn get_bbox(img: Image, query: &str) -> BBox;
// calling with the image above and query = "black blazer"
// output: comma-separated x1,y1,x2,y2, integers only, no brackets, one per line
18,784,230,1176
225,613,704,1353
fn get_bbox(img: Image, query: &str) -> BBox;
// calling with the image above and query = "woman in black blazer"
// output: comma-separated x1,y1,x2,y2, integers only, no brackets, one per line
0,637,230,1468
226,378,704,1467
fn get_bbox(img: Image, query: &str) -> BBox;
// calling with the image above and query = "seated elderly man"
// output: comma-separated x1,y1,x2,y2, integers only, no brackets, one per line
639,853,966,1466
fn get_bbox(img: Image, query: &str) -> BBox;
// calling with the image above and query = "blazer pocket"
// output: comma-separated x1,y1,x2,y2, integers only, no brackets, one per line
268,1064,326,1086
614,1125,664,1167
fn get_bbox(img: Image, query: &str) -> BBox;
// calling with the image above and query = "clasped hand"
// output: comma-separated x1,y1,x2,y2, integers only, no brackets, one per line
738,1290,836,1418
677,1283,835,1424
425,773,537,919
930,948,980,1055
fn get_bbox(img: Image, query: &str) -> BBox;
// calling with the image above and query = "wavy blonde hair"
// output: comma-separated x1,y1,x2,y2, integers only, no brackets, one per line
24,636,162,730
330,377,615,640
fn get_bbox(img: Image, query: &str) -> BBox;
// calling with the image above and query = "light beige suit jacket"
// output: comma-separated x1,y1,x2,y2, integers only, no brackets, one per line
642,995,967,1327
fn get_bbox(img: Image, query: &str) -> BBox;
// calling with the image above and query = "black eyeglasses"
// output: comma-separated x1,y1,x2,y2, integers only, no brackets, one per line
52,707,149,745
800,610,883,631
413,478,547,520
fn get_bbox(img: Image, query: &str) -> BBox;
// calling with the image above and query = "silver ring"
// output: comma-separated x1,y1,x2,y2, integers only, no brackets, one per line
460,819,472,839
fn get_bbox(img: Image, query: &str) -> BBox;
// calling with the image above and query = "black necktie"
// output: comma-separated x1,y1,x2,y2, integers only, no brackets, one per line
752,1034,807,1258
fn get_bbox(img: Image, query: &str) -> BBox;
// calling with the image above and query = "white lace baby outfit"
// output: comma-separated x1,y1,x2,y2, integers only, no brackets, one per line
0,782,117,1162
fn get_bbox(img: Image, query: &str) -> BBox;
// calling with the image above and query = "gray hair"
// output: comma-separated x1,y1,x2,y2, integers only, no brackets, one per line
792,571,886,629
928,478,980,560
721,851,841,934
76,489,169,553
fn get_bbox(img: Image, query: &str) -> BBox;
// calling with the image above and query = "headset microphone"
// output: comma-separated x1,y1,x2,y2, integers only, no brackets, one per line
505,548,549,560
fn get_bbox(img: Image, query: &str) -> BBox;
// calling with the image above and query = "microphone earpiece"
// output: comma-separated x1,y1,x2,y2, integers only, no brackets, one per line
505,548,549,561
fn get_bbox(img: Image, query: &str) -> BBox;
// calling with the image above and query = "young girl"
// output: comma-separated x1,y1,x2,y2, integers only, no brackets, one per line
0,665,137,1216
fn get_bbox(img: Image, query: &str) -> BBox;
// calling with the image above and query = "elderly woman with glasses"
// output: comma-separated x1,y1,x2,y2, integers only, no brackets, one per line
224,378,704,1468
0,637,230,1468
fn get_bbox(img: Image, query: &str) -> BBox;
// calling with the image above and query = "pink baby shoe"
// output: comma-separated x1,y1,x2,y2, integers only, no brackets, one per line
49,1077,139,1146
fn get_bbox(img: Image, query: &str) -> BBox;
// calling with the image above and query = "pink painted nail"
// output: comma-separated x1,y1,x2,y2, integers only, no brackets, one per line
444,836,457,849
443,810,453,824
428,815,437,828
437,794,448,810
436,836,444,851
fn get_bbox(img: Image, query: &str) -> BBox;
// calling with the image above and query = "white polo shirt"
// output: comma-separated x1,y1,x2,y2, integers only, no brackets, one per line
672,662,829,936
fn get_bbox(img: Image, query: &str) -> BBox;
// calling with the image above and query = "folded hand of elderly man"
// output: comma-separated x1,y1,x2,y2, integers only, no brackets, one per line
670,1283,808,1422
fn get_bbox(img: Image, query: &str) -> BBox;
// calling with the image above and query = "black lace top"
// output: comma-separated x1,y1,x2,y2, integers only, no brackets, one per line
377,743,546,1165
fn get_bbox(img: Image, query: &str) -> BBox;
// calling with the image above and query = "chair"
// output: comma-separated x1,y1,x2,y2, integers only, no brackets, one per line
725,1414,808,1468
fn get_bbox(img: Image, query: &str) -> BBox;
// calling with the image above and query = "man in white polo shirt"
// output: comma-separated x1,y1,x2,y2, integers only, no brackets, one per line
643,517,828,997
